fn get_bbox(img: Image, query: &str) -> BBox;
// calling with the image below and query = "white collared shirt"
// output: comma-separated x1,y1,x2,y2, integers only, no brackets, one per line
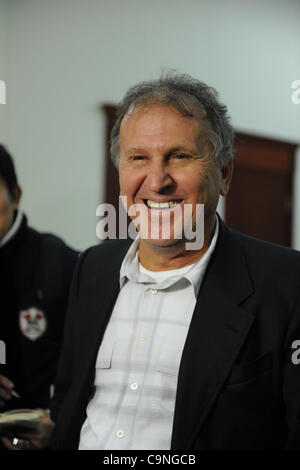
79,218,219,450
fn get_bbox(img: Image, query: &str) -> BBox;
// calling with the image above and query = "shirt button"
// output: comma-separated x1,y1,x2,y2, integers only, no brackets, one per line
130,382,138,390
117,430,125,439
150,288,158,295
139,333,147,341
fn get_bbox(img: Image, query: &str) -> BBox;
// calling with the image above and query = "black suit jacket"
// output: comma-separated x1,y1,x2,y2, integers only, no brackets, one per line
50,217,300,449
0,213,78,411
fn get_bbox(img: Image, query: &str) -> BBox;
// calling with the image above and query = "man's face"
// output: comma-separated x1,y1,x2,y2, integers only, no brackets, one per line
0,178,18,241
119,104,231,250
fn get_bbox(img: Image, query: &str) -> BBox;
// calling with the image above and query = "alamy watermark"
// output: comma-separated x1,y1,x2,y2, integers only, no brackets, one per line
291,80,300,104
291,340,300,365
0,80,6,104
96,196,204,250
0,340,6,364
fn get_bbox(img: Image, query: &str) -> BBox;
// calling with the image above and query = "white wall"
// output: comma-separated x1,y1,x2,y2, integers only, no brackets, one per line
2,0,300,250
0,0,8,142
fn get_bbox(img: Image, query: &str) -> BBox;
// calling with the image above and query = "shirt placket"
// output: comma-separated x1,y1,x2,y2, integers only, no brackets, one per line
115,283,161,449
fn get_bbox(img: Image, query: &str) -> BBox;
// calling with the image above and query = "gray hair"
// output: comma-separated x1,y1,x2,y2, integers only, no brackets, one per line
110,72,234,169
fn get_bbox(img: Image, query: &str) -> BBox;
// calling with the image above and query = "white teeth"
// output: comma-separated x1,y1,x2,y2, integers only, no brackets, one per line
146,200,181,209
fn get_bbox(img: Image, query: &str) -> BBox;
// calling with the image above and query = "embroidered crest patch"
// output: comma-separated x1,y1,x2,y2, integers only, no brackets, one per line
19,307,47,341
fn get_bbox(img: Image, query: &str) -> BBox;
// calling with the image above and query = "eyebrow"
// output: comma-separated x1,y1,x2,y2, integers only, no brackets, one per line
124,146,198,157
124,147,147,156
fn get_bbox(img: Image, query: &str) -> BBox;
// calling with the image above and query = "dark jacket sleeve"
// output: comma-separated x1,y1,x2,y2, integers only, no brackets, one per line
284,289,300,448
49,248,90,422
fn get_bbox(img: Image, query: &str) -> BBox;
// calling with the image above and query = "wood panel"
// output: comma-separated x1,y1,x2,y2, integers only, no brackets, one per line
102,104,119,208
226,133,297,247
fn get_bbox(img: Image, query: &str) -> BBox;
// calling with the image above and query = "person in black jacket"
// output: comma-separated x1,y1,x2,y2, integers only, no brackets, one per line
50,73,300,450
0,144,79,450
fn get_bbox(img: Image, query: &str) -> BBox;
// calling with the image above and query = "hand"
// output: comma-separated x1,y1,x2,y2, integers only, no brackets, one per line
0,374,15,406
0,409,55,450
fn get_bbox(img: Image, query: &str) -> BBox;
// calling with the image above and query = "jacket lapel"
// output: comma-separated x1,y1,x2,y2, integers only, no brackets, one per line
171,219,255,449
74,240,132,397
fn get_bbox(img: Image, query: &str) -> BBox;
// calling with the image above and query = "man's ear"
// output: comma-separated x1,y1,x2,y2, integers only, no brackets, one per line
220,160,233,196
12,185,22,208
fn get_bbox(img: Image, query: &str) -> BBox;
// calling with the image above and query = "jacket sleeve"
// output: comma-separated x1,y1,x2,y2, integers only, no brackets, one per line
283,289,300,449
49,248,91,423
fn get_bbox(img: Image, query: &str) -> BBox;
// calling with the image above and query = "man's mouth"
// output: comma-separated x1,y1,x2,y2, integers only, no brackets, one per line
144,199,183,209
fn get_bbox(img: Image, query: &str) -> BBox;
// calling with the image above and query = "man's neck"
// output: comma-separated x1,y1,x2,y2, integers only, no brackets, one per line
138,215,217,271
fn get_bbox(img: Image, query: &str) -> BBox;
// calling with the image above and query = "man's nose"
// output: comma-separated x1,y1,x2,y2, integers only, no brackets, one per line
145,162,174,192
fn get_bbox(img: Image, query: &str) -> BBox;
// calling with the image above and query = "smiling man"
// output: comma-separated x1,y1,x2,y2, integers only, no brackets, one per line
51,73,300,450
118,103,230,261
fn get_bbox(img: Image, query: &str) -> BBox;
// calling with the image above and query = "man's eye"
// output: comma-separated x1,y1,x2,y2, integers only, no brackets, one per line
172,154,188,160
132,156,145,161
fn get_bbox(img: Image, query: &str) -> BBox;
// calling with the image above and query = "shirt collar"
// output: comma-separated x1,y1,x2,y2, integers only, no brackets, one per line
0,210,24,248
120,216,219,298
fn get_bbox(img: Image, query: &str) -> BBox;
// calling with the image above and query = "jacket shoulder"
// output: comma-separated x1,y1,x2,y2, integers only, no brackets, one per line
27,228,79,282
71,238,131,279
28,227,78,255
80,239,132,269
229,227,300,281
233,228,300,260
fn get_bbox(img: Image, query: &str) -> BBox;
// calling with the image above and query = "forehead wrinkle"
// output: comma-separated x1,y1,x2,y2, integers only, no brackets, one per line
121,103,199,132
120,104,210,157
122,113,170,138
